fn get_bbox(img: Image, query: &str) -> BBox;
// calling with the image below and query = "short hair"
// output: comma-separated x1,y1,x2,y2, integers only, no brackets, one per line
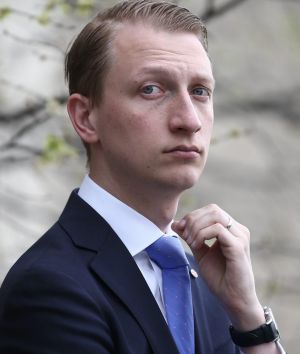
65,0,208,106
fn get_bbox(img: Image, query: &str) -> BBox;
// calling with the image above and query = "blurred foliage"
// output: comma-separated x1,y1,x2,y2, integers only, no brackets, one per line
0,0,94,26
36,11,51,26
45,0,70,12
210,128,252,145
36,0,94,24
41,135,76,163
77,0,95,16
0,7,11,20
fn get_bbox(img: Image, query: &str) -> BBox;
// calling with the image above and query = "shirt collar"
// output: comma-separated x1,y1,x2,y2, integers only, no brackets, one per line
78,175,176,257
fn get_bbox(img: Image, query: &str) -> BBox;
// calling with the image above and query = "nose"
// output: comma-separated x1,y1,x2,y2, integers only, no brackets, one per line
168,93,202,134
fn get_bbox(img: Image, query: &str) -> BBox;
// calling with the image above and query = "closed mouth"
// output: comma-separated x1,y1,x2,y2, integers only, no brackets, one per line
165,145,201,154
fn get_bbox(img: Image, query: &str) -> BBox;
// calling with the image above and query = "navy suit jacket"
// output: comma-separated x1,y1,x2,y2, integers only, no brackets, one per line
0,191,241,354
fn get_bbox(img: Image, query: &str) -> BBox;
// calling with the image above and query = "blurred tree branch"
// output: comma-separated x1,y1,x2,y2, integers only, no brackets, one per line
202,0,248,21
0,115,50,153
0,78,67,123
2,29,66,55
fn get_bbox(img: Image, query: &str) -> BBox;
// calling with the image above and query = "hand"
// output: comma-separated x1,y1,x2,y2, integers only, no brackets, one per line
172,204,265,331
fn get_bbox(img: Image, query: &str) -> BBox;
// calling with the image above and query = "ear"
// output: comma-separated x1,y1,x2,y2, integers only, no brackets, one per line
67,93,99,144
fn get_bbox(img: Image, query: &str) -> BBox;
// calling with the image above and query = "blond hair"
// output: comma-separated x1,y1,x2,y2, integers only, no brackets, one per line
65,0,208,106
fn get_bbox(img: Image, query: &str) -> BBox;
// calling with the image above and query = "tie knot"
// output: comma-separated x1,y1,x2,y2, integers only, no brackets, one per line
146,236,188,269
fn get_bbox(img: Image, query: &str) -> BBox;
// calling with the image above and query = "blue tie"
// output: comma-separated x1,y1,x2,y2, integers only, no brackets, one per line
147,236,195,354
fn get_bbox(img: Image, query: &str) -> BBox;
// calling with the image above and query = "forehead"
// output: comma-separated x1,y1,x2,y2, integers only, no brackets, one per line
110,23,214,84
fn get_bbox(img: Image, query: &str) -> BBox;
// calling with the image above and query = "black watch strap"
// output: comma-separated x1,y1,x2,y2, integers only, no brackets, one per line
229,307,280,347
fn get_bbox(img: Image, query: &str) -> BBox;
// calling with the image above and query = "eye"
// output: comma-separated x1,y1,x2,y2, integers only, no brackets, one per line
192,87,210,97
141,84,162,96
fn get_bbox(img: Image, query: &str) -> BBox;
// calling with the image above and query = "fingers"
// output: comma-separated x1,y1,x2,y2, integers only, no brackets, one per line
184,204,237,237
173,204,251,261
173,205,258,318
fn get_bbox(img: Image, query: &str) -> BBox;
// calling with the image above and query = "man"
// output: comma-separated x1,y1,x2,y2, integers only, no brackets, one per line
0,1,284,353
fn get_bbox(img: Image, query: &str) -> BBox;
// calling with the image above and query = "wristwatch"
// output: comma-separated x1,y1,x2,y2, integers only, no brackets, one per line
229,307,280,347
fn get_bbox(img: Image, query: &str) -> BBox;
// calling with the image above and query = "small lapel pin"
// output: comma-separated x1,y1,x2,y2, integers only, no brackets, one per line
190,268,198,278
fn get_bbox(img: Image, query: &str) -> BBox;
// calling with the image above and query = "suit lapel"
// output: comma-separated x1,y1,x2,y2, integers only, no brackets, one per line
59,191,179,354
189,257,214,354
189,254,233,354
90,233,179,354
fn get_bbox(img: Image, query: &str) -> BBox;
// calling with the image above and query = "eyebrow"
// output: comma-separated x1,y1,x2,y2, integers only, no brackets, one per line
134,66,215,90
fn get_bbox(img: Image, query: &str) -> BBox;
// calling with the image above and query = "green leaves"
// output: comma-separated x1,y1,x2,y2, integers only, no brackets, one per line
36,12,50,26
0,0,93,26
76,0,94,16
36,0,65,25
0,7,11,20
41,135,76,163
35,0,94,25
45,0,71,14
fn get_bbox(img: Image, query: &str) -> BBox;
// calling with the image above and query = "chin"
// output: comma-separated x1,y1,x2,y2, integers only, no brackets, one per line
167,170,201,191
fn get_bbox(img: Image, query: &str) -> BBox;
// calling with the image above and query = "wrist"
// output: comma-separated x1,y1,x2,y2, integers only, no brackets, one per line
229,306,281,348
228,302,265,332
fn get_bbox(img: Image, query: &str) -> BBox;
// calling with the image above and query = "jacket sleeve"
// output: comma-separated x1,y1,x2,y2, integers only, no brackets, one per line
0,267,113,354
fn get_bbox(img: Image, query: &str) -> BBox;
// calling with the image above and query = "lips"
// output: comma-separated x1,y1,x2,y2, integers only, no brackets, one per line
165,145,201,154
164,145,201,159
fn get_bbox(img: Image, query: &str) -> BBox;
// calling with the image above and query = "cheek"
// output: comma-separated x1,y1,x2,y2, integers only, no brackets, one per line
117,109,158,141
101,110,155,155
205,118,214,136
203,105,214,131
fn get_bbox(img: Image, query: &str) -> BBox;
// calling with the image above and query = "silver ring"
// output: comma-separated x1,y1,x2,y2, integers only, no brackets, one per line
226,216,233,230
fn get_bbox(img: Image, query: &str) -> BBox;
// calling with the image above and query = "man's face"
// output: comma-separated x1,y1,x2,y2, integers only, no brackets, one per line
90,23,214,196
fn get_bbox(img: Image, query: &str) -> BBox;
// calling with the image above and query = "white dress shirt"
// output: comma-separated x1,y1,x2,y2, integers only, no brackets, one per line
78,175,182,319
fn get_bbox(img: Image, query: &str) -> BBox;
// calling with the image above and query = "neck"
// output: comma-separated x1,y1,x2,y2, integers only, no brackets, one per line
89,172,181,232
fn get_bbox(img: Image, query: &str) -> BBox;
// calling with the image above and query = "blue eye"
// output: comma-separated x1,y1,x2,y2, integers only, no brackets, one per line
142,85,161,95
192,87,210,96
